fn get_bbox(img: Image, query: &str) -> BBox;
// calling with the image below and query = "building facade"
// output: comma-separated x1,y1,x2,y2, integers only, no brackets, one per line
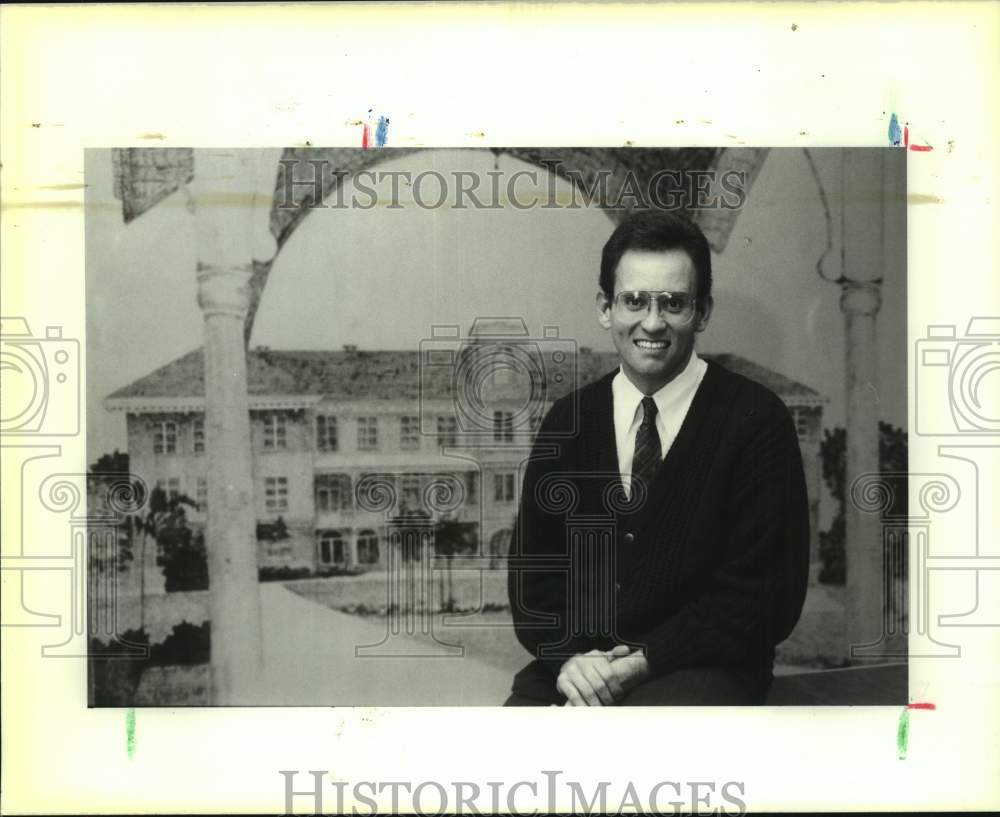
106,340,825,579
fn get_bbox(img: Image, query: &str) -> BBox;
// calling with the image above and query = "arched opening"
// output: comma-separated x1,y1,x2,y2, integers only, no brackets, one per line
489,528,512,568
317,529,346,568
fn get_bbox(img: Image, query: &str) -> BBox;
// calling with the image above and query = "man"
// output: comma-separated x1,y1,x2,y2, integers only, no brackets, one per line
505,209,810,706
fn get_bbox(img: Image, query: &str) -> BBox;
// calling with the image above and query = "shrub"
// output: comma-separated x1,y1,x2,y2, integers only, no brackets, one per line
259,565,312,582
152,622,210,665
89,622,211,705
818,422,907,585
89,628,150,706
162,529,209,592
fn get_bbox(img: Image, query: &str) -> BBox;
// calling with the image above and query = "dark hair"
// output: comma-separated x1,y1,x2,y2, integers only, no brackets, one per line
599,209,712,305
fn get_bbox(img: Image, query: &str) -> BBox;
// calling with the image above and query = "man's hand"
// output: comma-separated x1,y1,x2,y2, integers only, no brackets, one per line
558,646,652,706
556,649,625,706
608,648,651,694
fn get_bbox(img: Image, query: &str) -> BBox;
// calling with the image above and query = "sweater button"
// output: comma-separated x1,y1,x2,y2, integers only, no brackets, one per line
623,532,635,545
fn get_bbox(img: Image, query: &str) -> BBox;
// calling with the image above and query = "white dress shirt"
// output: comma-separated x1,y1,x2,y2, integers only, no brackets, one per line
612,351,708,498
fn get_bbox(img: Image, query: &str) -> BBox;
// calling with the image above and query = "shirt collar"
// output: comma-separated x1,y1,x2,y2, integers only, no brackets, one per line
612,350,703,430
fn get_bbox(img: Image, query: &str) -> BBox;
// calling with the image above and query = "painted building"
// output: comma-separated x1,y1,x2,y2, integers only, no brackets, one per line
106,331,825,578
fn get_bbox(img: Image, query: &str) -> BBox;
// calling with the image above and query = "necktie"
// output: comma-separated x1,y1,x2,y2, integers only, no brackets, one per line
630,396,662,496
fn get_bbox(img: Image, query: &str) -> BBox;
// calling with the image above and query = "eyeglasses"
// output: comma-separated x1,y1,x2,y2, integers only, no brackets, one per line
612,290,698,324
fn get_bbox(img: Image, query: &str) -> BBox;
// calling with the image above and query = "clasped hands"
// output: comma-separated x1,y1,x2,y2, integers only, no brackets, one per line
555,645,651,706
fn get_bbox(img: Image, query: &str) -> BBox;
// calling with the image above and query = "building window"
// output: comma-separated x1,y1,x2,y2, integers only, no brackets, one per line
493,410,514,442
493,472,516,503
357,417,378,450
196,477,207,511
465,472,478,505
316,474,352,512
153,421,178,454
317,530,346,567
266,540,293,559
192,417,205,454
401,475,422,510
400,416,420,450
263,413,287,450
437,415,457,448
152,479,183,561
154,477,183,506
265,477,288,513
316,415,338,452
791,407,810,443
169,477,183,502
357,529,379,564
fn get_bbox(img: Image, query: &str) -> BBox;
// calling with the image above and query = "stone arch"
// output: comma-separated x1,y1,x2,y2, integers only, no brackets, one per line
110,146,770,343
245,146,769,341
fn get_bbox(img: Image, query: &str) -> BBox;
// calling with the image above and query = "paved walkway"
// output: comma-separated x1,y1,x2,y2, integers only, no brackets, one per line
133,577,864,705
253,583,513,705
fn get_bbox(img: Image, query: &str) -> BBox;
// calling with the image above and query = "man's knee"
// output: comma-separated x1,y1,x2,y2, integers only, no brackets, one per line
503,691,553,706
506,658,565,706
618,666,769,706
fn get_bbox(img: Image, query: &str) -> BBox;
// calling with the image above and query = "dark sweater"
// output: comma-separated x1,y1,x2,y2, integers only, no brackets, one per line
507,359,810,683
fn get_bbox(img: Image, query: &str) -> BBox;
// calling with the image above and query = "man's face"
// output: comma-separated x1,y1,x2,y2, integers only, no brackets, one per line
597,248,713,394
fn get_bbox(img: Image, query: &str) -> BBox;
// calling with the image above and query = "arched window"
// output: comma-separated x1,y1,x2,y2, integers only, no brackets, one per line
317,529,346,567
490,528,512,558
357,529,380,565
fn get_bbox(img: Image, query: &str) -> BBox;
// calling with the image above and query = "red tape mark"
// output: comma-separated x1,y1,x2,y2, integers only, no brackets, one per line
907,702,936,710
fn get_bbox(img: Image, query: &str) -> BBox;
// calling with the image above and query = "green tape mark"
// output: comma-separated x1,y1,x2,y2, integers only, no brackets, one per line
126,708,136,760
896,707,909,759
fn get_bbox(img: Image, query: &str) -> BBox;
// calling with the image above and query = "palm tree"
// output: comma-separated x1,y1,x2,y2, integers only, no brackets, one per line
432,516,475,612
141,486,201,600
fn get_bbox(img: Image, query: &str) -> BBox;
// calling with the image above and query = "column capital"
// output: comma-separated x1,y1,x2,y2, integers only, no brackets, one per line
839,279,883,317
196,262,253,319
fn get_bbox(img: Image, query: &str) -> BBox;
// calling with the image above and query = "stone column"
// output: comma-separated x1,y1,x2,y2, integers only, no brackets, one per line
192,149,279,703
196,262,262,701
839,148,886,660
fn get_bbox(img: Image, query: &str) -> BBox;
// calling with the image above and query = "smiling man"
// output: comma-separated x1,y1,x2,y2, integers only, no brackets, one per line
505,209,810,706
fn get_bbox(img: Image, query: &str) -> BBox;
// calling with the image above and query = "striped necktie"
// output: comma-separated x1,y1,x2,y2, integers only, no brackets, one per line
631,396,662,495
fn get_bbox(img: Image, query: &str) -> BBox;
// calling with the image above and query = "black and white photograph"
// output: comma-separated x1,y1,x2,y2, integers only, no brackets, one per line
85,146,908,707
3,4,997,814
